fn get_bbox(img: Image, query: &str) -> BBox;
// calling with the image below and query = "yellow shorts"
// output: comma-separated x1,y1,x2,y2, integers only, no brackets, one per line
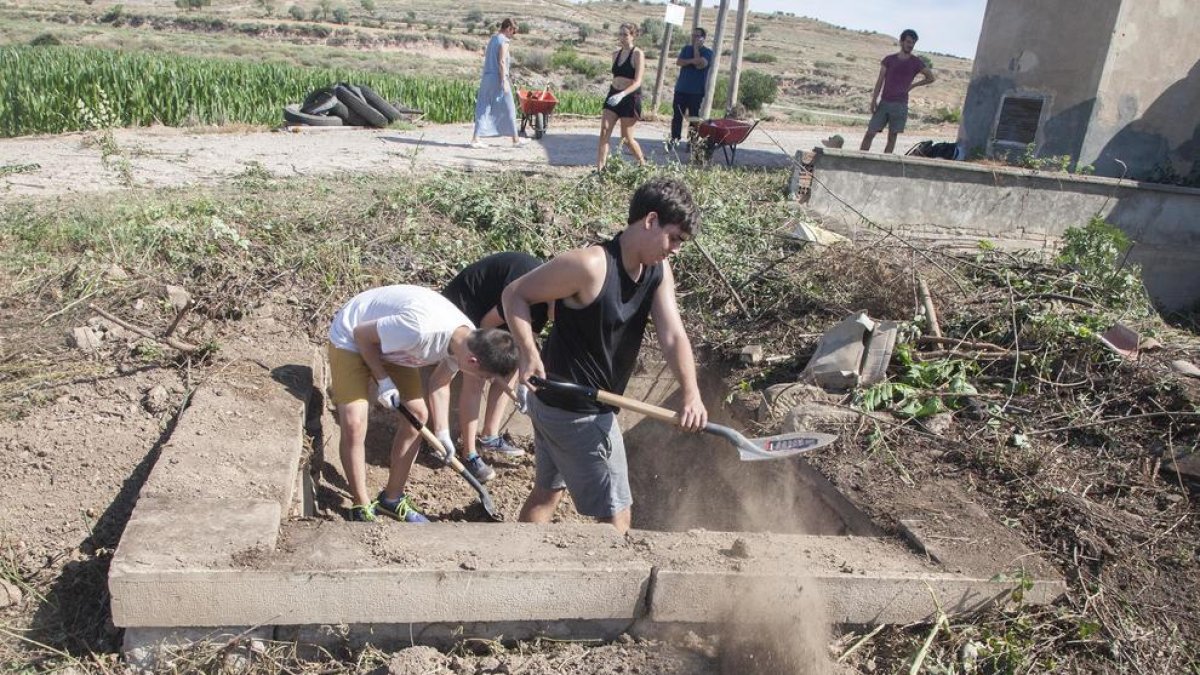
327,345,421,406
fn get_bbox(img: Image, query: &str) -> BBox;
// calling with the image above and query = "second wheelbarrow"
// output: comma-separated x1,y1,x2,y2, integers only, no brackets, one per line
694,118,760,166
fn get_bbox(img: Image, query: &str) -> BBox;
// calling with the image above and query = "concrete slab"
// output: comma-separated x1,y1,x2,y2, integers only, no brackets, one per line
802,313,874,390
113,523,653,627
139,365,308,512
646,531,1064,624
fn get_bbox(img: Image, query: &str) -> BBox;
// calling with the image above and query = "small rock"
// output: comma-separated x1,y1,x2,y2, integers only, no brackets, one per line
104,263,129,280
286,295,299,305
459,559,477,571
1139,337,1163,351
727,538,751,558
69,326,102,352
476,657,502,674
143,385,172,414
738,344,764,365
133,298,145,312
387,645,448,675
0,579,22,609
161,284,192,312
1170,360,1200,378
922,412,953,436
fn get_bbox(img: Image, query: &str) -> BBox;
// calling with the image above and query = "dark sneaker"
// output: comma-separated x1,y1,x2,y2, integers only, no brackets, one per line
479,434,526,457
375,492,430,524
349,502,378,522
466,455,496,483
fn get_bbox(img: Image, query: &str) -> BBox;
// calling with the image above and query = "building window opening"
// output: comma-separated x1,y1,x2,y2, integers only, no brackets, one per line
995,95,1044,145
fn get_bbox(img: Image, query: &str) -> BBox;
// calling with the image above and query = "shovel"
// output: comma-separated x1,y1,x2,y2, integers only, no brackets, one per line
529,377,836,461
393,401,503,522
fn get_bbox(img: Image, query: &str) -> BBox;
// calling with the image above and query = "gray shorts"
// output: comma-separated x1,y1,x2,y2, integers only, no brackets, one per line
530,396,632,518
869,100,909,134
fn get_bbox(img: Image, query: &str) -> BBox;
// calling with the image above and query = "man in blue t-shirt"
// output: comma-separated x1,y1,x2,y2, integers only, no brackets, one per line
671,27,714,145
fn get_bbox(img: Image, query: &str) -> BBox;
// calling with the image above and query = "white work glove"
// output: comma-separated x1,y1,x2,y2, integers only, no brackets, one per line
375,377,399,409
515,383,530,415
434,429,456,465
606,92,626,107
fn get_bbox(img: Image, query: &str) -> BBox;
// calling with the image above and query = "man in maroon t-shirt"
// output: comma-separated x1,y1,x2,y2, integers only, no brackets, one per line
860,29,935,153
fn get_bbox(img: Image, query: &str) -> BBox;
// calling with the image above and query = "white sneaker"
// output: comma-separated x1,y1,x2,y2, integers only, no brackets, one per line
479,435,526,457
469,140,489,149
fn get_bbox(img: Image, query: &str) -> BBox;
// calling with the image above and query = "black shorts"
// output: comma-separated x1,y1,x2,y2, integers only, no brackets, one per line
603,86,642,120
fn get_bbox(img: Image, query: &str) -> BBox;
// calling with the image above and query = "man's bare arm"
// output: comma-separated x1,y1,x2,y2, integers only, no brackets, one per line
910,68,935,91
649,262,707,431
502,247,605,384
869,64,886,111
352,322,389,382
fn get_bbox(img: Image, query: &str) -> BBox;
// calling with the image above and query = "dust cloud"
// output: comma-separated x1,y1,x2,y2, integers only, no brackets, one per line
623,377,836,673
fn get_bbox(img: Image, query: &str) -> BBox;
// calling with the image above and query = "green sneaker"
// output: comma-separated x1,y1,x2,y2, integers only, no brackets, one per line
375,492,430,524
349,502,378,522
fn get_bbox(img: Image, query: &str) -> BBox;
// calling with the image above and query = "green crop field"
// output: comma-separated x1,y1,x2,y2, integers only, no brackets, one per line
0,45,601,136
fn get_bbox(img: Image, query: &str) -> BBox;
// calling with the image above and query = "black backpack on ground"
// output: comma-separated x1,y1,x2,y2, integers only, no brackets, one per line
906,140,958,160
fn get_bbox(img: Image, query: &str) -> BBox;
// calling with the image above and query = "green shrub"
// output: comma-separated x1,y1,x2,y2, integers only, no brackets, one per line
743,52,776,64
550,47,602,78
465,9,484,23
29,33,63,47
288,4,304,20
712,70,778,112
639,17,665,44
927,106,961,124
332,6,348,23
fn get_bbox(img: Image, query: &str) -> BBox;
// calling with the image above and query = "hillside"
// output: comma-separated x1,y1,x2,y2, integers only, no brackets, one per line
0,0,972,126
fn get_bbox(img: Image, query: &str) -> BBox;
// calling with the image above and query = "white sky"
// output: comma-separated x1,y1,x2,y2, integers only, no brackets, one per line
580,0,989,59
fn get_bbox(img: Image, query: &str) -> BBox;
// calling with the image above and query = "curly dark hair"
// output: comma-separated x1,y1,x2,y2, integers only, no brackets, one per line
627,177,700,235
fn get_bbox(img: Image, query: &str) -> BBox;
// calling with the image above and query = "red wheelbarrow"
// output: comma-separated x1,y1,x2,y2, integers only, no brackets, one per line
694,118,760,166
517,88,557,139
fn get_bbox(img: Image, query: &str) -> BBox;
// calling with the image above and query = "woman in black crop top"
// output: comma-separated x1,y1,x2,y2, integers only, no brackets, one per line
597,22,646,171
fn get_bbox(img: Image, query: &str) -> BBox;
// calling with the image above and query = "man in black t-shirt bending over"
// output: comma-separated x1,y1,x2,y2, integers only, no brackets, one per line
440,252,549,482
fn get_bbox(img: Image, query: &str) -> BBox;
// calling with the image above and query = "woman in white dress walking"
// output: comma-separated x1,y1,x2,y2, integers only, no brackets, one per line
470,18,527,149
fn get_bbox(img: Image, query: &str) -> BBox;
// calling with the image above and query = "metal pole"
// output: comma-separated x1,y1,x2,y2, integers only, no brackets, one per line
699,0,730,120
691,0,703,32
649,23,675,120
725,0,749,115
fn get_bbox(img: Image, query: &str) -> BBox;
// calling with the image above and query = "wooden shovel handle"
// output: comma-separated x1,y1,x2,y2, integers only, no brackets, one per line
529,376,681,425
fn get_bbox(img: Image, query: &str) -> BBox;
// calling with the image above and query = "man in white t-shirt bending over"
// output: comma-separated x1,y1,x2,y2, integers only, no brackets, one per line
327,284,519,523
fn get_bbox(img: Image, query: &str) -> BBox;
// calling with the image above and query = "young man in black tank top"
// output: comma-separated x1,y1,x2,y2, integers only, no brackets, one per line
502,178,707,534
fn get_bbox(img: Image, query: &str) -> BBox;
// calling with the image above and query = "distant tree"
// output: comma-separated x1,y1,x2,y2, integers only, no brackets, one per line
309,6,320,20
287,4,304,20
360,0,375,13
577,24,590,43
332,6,348,23
746,24,762,39
465,9,484,23
317,0,332,20
255,0,275,16
175,0,211,9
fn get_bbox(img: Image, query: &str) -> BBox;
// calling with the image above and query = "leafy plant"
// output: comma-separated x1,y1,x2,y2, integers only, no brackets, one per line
1058,215,1143,305
856,344,977,419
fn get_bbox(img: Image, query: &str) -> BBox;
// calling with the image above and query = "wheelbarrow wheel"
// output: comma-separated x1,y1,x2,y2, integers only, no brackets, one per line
533,113,546,139
520,114,529,137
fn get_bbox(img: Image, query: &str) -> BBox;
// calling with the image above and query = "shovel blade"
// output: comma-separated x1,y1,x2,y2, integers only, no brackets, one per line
700,422,836,461
737,432,837,461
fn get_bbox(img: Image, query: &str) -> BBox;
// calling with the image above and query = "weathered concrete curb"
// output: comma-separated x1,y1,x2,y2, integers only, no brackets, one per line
802,147,1200,309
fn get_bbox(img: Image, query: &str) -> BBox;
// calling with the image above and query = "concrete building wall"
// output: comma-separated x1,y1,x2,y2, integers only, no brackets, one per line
958,0,1121,161
1080,0,1200,180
